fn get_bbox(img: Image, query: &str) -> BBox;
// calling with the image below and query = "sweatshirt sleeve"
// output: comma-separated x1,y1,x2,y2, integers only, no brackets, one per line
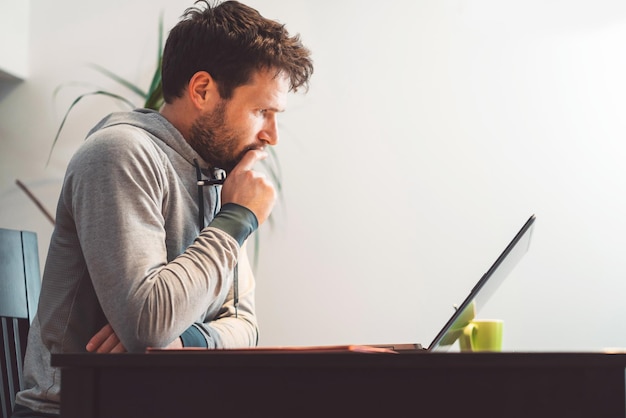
184,240,258,348
180,207,259,348
66,126,257,352
210,203,258,246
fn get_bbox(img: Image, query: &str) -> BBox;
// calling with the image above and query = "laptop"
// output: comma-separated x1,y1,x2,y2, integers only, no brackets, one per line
379,213,536,353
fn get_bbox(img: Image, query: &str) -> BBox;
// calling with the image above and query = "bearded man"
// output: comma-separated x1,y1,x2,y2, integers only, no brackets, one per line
13,1,313,416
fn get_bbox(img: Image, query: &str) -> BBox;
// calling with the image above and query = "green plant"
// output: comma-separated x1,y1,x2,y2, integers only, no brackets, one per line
47,16,165,165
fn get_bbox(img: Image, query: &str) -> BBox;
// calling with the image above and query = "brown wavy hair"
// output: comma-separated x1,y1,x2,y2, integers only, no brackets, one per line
162,0,314,102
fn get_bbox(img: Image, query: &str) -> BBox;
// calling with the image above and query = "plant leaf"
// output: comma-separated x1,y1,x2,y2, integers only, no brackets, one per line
265,147,283,192
47,90,136,166
252,230,261,272
15,179,55,225
52,81,102,102
144,69,163,110
146,13,164,98
263,147,284,211
87,63,148,99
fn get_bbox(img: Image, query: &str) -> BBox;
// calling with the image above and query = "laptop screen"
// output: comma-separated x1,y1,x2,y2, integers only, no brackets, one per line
428,214,536,351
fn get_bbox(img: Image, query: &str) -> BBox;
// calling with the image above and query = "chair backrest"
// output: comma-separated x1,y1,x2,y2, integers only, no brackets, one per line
0,228,41,418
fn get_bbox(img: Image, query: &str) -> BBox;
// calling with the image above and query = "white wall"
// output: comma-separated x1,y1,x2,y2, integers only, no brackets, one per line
0,0,30,79
1,0,625,352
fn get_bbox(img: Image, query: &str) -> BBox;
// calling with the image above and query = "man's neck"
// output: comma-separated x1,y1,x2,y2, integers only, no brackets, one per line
160,101,194,140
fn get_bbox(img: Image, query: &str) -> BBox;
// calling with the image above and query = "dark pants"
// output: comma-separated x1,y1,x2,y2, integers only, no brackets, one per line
11,404,59,418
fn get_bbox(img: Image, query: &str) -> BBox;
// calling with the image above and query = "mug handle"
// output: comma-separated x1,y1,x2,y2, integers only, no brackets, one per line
460,323,477,352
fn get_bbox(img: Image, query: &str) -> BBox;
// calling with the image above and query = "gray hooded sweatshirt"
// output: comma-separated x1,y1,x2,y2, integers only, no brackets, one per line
16,109,259,415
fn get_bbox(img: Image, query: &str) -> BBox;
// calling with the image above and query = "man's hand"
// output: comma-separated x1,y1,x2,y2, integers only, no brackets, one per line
86,323,184,353
86,323,126,353
221,149,277,225
166,337,183,349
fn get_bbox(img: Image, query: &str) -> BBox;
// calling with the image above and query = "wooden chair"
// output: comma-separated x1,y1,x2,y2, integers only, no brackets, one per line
0,228,41,418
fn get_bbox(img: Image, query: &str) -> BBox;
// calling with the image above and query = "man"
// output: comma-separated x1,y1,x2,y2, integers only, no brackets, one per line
12,1,313,416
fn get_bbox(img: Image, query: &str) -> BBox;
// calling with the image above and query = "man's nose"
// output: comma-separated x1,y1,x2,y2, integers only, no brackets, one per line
259,114,279,145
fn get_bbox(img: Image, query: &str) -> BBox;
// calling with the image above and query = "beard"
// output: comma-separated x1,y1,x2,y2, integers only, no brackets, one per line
188,101,248,173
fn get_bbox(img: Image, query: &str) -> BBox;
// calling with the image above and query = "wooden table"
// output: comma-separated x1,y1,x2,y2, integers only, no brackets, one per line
52,351,626,418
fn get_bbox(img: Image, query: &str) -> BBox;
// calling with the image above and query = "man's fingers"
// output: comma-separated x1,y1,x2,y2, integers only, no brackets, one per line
96,332,122,353
109,341,126,353
86,323,114,351
234,149,267,172
86,323,127,353
220,148,276,225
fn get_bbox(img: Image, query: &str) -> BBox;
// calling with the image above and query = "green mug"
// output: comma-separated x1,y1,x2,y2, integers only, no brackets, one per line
459,319,503,352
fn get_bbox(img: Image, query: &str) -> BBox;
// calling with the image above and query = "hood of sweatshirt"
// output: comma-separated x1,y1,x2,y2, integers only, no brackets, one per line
86,108,213,171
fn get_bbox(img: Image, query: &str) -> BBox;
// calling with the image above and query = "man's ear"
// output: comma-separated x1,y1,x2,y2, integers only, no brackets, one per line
188,71,219,110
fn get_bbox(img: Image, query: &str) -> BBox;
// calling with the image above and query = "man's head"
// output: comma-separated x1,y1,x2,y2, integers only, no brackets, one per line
162,0,313,103
161,1,313,171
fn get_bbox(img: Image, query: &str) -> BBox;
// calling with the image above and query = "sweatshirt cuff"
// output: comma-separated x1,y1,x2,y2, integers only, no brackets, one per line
209,203,258,246
180,325,208,348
